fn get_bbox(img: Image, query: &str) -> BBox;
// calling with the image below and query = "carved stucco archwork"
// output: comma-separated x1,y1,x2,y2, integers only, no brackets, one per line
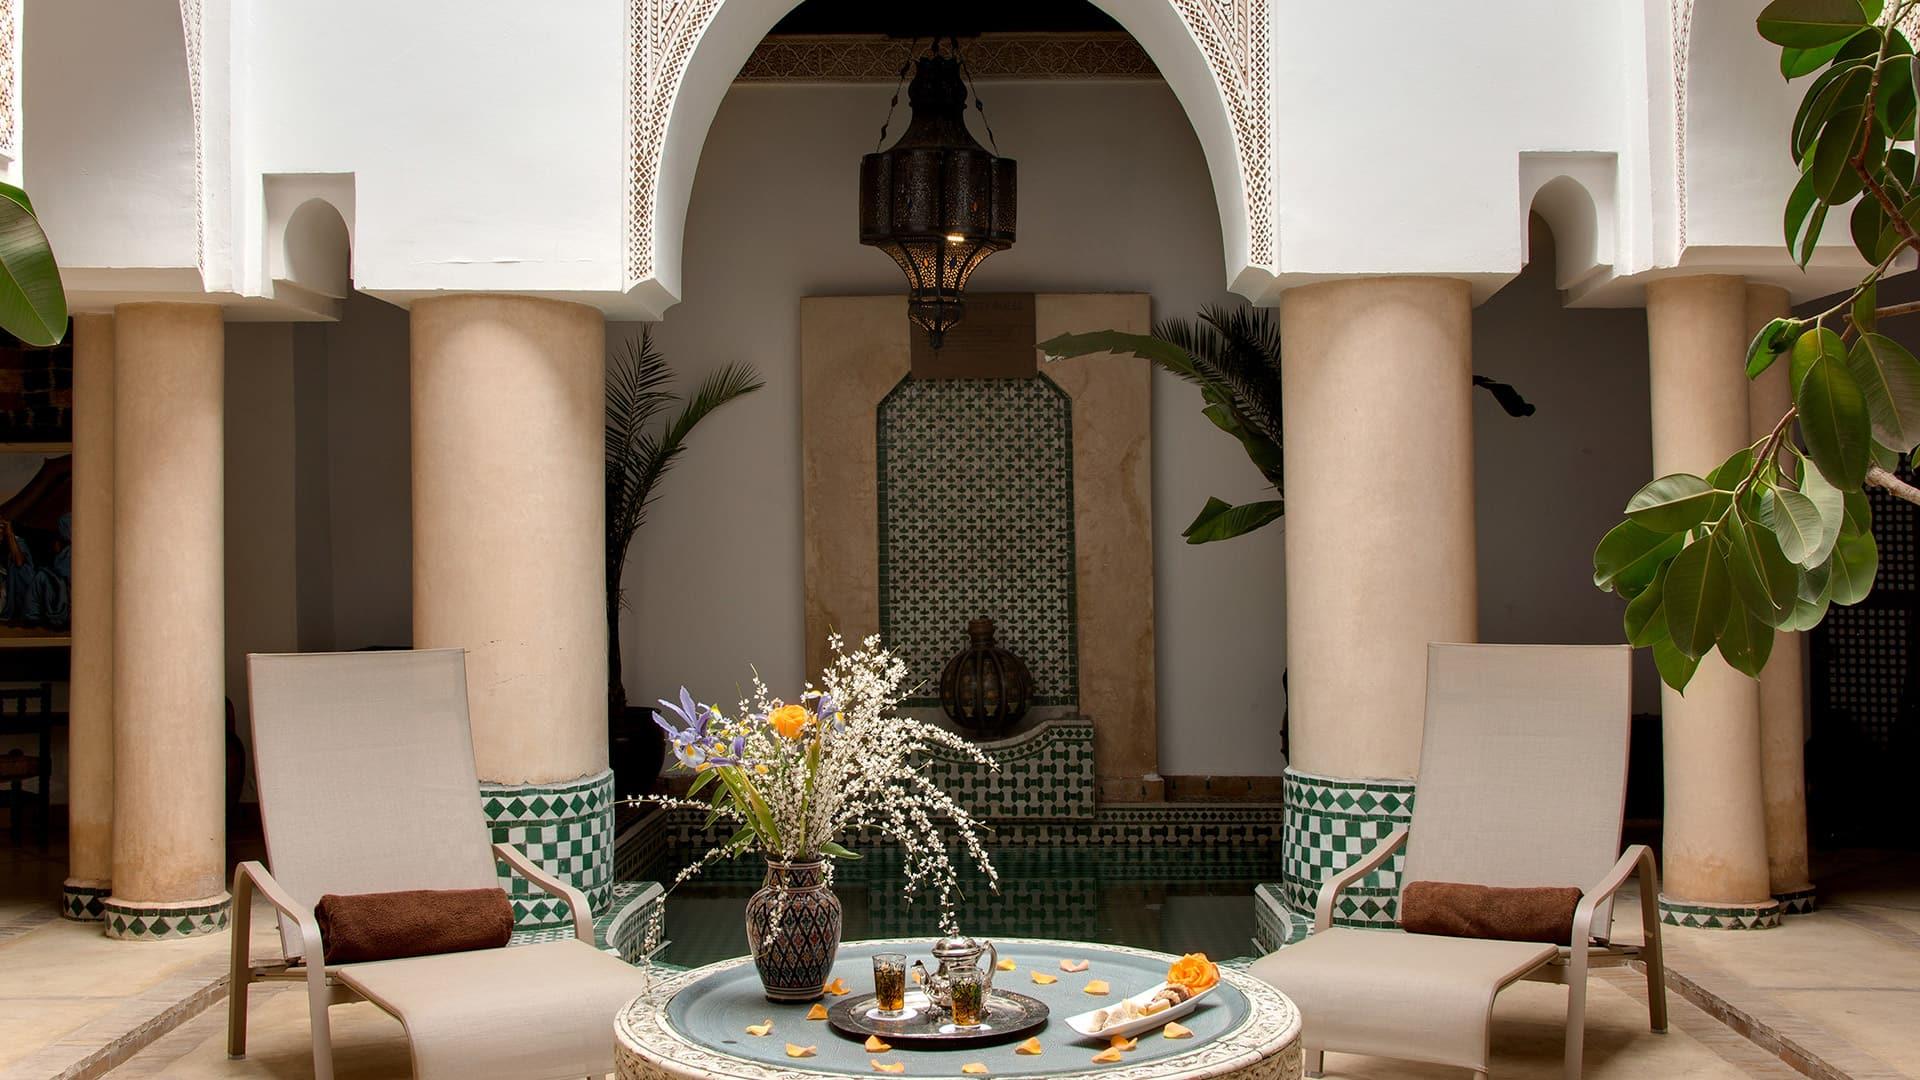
0,0,17,161
624,0,1275,288
179,0,207,272
1672,0,1693,250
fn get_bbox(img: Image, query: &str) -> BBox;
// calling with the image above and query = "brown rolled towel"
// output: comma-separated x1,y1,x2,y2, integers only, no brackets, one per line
314,887,514,965
1398,881,1583,944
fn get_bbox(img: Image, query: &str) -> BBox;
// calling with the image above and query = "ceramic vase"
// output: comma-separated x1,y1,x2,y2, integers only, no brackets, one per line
746,858,842,1002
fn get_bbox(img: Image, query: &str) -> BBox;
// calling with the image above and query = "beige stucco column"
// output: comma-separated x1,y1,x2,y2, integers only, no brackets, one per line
1646,275,1779,930
103,303,230,940
62,314,114,921
410,294,611,930
1744,283,1816,914
1275,277,1476,931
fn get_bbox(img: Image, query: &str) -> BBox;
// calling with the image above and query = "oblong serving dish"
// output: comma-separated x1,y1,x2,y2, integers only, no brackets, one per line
1064,981,1213,1040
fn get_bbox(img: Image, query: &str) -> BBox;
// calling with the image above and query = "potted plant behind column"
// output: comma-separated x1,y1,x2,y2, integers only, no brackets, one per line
606,329,762,799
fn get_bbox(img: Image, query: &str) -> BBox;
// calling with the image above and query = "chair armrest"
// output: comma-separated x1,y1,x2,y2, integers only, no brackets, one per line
494,842,594,943
231,860,325,967
1571,844,1657,948
1314,827,1409,932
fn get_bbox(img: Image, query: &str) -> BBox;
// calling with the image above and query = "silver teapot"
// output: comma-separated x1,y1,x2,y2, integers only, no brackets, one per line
911,933,998,1011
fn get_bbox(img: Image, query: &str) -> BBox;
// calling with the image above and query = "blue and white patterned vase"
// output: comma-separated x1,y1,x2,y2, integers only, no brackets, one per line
746,858,842,1003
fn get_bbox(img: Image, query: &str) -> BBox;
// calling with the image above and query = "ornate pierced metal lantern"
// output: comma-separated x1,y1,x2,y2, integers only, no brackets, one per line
859,40,1016,349
939,617,1033,734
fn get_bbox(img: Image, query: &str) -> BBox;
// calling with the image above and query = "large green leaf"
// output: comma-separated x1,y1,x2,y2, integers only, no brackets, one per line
1760,487,1828,565
1759,0,1869,50
1181,496,1285,544
1623,563,1669,647
1810,105,1869,202
1747,318,1804,379
1784,590,1832,631
0,184,65,348
1783,34,1859,77
1652,635,1702,692
1828,530,1879,603
1723,515,1800,620
1845,333,1920,452
1798,346,1874,487
1594,519,1686,595
1842,487,1873,534
1624,473,1727,532
1786,170,1824,262
1791,327,1844,392
1664,534,1733,659
1718,601,1778,678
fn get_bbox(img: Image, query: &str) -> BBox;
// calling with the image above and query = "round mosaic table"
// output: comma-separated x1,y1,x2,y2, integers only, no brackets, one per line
615,938,1302,1080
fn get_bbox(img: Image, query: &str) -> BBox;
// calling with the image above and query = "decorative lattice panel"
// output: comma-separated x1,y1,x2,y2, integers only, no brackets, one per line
1811,466,1919,847
877,376,1077,707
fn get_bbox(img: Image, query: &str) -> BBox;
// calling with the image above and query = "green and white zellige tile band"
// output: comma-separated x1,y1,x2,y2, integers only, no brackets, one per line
483,767,616,931
102,893,231,941
1658,894,1782,930
1281,767,1416,929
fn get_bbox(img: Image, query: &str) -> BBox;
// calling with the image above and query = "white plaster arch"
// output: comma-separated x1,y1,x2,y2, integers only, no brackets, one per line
625,0,1273,317
277,197,352,299
1519,153,1617,294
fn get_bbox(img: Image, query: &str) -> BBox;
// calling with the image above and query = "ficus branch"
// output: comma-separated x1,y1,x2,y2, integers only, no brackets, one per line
1868,464,1920,506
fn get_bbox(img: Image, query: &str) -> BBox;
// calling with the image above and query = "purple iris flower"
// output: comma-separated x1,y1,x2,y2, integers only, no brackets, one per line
655,687,718,768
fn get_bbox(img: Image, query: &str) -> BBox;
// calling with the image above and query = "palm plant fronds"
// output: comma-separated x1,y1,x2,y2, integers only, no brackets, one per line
606,328,763,704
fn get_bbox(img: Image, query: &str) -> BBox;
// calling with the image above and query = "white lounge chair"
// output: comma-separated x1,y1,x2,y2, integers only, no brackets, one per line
1251,643,1667,1080
228,648,648,1080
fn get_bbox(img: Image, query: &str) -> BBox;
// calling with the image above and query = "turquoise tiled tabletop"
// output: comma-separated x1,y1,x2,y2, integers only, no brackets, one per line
616,937,1302,1079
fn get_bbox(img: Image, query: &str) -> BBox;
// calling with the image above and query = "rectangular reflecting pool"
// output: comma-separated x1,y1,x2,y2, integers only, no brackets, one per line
641,844,1282,969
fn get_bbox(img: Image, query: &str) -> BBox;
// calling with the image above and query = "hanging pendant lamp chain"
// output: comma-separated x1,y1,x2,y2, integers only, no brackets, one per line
949,34,1002,155
874,35,922,153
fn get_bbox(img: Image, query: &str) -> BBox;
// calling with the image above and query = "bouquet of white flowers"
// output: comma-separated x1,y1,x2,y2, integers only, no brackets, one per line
645,634,1000,941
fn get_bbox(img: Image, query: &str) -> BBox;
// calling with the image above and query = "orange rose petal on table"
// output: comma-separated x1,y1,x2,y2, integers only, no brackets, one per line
995,958,1017,971
825,977,851,996
1164,1021,1195,1039
786,1044,817,1058
1091,1048,1125,1064
872,1061,906,1074
1108,1035,1137,1052
1059,958,1090,973
864,1035,892,1052
745,1019,773,1037
1083,979,1110,995
1015,1037,1044,1055
806,1003,830,1020
962,1065,990,1076
1030,971,1057,985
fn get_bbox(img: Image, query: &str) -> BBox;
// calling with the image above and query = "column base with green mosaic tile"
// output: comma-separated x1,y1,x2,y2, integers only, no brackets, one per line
61,880,111,922
483,767,616,932
1657,894,1782,930
102,893,231,941
1275,767,1415,935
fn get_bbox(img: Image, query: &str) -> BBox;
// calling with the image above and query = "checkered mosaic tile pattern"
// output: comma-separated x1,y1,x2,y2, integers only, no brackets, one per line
102,896,231,941
1253,882,1312,953
1658,895,1782,930
61,882,109,922
922,718,1096,820
877,376,1079,707
482,768,615,932
508,880,664,965
1281,768,1416,929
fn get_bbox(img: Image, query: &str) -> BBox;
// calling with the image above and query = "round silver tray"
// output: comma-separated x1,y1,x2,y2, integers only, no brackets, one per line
826,988,1050,1047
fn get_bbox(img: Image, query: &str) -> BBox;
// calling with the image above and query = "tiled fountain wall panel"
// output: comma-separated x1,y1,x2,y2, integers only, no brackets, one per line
877,375,1077,707
924,718,1096,821
1280,767,1416,929
482,768,615,931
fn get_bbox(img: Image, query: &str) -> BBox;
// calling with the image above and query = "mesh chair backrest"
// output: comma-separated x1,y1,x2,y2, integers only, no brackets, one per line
246,649,500,959
1402,643,1632,934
